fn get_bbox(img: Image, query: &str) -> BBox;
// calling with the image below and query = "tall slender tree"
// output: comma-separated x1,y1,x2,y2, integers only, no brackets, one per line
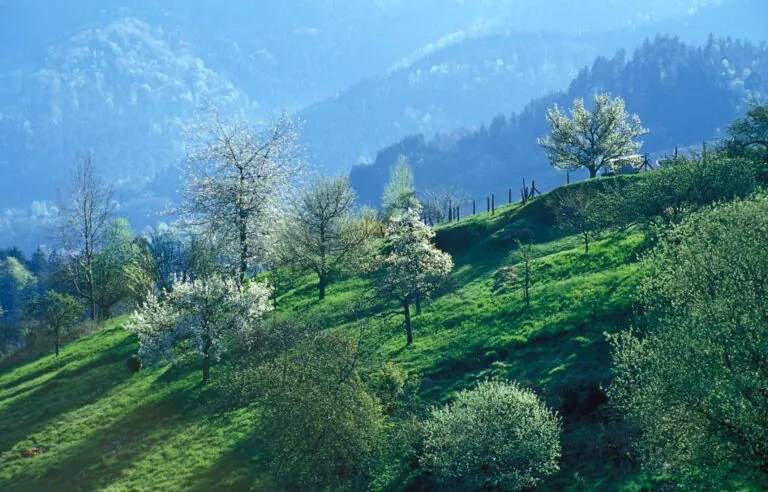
382,155,419,220
58,154,115,320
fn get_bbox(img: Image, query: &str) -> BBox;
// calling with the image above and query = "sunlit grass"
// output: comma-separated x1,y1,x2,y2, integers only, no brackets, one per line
0,194,655,490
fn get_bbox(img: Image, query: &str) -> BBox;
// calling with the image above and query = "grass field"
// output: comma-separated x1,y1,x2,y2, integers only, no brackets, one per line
0,194,662,491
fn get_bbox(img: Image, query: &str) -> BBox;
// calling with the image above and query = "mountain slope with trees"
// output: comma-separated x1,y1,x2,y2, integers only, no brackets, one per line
300,0,768,173
350,35,768,206
2,1,767,251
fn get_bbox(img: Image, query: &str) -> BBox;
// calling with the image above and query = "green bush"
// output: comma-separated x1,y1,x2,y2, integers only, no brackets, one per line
256,333,390,490
619,156,758,225
422,379,561,490
609,195,768,486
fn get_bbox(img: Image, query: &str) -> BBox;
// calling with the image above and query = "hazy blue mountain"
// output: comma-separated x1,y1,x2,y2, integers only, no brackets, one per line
300,0,768,173
350,36,768,207
0,0,765,249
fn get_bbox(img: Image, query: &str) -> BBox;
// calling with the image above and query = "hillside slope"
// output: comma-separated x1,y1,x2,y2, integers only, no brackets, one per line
0,185,653,490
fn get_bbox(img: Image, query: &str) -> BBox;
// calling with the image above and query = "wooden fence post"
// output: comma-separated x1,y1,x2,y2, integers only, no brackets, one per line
492,194,495,215
472,200,476,215
487,197,490,213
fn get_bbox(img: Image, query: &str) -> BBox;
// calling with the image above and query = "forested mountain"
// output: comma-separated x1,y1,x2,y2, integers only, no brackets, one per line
300,0,768,172
0,0,765,250
350,35,768,206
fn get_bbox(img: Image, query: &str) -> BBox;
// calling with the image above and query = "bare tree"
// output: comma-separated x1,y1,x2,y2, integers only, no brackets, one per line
550,187,608,254
516,240,534,308
58,154,115,320
180,106,303,285
277,176,374,300
422,186,469,225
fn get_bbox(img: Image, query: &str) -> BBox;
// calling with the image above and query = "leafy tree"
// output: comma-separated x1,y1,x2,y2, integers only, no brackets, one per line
422,379,562,490
609,156,759,230
726,103,768,178
277,176,375,300
382,155,419,220
0,257,37,353
180,106,303,284
538,93,648,178
255,331,389,491
609,196,768,485
214,314,324,409
0,257,36,326
127,276,272,383
377,208,453,345
27,291,82,357
58,153,116,320
90,219,141,319
0,306,7,354
727,103,768,154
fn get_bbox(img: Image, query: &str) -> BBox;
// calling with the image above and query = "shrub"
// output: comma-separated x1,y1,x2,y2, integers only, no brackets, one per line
609,195,768,485
256,332,391,490
368,362,408,416
422,379,562,490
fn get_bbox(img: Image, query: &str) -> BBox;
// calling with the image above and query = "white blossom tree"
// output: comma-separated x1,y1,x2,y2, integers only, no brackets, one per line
538,93,648,178
180,106,304,285
377,208,453,345
276,176,375,300
127,276,273,383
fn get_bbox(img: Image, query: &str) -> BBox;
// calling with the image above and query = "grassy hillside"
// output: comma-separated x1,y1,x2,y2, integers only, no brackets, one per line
0,188,657,490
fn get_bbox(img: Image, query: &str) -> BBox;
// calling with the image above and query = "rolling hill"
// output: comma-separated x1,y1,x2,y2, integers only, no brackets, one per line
0,178,654,490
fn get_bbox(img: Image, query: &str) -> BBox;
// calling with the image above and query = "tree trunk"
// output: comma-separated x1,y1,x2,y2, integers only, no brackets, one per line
319,275,326,301
584,232,590,254
404,299,413,345
202,336,212,384
238,167,248,287
87,262,96,321
239,220,248,286
55,327,60,357
589,166,598,179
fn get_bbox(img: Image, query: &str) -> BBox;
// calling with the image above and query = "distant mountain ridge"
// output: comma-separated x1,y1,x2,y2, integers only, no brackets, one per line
350,35,768,207
0,0,765,249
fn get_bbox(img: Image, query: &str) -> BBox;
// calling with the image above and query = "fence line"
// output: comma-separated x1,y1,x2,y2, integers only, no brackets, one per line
421,140,718,227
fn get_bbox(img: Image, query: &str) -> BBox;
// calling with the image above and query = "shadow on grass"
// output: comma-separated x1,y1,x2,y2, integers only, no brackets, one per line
0,363,61,391
184,435,264,491
0,334,136,454
1,386,197,492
